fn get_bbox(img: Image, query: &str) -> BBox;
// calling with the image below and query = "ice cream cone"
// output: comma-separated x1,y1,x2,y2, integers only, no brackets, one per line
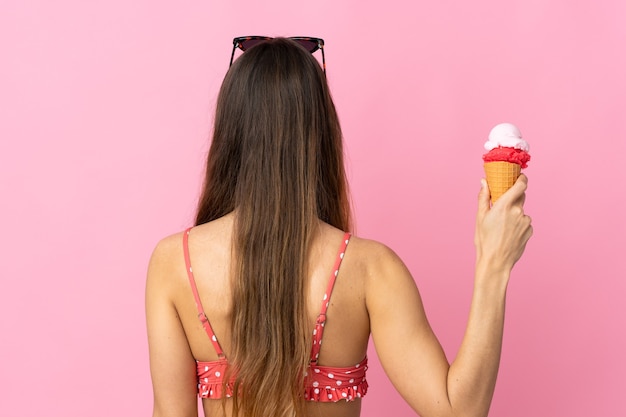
484,161,521,203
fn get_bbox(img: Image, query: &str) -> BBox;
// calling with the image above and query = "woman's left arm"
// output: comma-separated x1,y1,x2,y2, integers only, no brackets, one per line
146,238,198,417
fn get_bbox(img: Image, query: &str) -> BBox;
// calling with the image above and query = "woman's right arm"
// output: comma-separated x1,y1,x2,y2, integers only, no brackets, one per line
366,175,532,417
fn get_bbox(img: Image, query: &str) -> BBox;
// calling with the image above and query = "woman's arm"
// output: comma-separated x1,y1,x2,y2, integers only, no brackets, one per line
367,175,532,417
146,237,199,417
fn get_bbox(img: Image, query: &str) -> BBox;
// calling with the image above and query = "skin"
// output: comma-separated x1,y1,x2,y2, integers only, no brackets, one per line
146,175,532,417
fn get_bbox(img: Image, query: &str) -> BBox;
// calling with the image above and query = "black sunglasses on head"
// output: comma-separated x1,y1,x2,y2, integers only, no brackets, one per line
229,36,326,74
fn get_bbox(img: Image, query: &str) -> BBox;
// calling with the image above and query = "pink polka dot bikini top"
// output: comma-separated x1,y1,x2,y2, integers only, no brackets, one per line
183,228,368,402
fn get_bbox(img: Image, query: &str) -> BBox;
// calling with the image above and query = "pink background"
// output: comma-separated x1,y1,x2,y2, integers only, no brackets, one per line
2,1,625,416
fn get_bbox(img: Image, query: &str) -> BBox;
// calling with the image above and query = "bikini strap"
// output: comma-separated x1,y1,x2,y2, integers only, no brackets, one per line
183,227,225,358
310,232,351,364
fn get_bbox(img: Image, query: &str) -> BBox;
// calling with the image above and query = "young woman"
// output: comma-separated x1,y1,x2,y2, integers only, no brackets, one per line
146,37,533,417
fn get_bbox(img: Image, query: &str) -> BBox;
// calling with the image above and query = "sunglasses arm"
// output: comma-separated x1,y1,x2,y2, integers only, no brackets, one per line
229,43,238,67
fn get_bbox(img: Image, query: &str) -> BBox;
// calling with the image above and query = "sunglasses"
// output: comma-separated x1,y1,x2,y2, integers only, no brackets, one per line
229,36,326,74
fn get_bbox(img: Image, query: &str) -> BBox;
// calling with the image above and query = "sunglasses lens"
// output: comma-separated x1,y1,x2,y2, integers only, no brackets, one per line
295,39,319,53
239,38,270,51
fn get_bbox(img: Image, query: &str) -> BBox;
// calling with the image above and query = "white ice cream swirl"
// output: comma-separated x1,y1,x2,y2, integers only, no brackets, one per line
484,123,530,152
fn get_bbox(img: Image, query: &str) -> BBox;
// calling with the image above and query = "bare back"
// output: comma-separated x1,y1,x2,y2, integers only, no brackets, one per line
169,214,371,417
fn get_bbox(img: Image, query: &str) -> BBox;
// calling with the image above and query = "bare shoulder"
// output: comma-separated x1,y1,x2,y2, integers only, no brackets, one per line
346,235,410,280
146,231,187,290
149,231,185,267
345,234,419,315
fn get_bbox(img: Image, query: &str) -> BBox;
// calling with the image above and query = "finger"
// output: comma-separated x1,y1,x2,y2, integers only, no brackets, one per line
513,174,529,206
511,174,528,195
498,173,528,205
513,188,527,208
477,178,491,215
522,220,534,244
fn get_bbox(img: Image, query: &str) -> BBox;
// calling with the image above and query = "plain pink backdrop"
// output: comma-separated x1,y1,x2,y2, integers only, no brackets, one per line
1,1,625,416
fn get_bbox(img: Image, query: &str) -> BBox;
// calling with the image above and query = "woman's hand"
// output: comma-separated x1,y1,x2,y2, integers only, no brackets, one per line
474,174,533,281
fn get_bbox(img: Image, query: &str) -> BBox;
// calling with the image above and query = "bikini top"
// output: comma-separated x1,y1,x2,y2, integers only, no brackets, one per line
183,228,368,403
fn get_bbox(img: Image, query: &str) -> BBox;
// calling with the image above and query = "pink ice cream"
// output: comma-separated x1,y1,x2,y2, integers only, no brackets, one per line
482,123,531,168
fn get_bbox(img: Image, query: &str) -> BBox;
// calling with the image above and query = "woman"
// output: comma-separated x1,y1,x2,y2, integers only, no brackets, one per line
146,38,532,417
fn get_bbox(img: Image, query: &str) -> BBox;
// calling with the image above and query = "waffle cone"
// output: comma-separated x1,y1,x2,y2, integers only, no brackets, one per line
484,161,521,203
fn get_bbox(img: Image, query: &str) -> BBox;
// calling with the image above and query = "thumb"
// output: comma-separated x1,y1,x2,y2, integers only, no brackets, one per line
478,178,491,214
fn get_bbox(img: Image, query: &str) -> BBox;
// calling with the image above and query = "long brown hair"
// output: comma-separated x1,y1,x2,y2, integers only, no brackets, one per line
195,38,351,417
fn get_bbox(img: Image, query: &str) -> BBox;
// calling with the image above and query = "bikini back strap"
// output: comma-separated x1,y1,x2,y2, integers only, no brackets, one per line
310,232,351,364
183,228,225,357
